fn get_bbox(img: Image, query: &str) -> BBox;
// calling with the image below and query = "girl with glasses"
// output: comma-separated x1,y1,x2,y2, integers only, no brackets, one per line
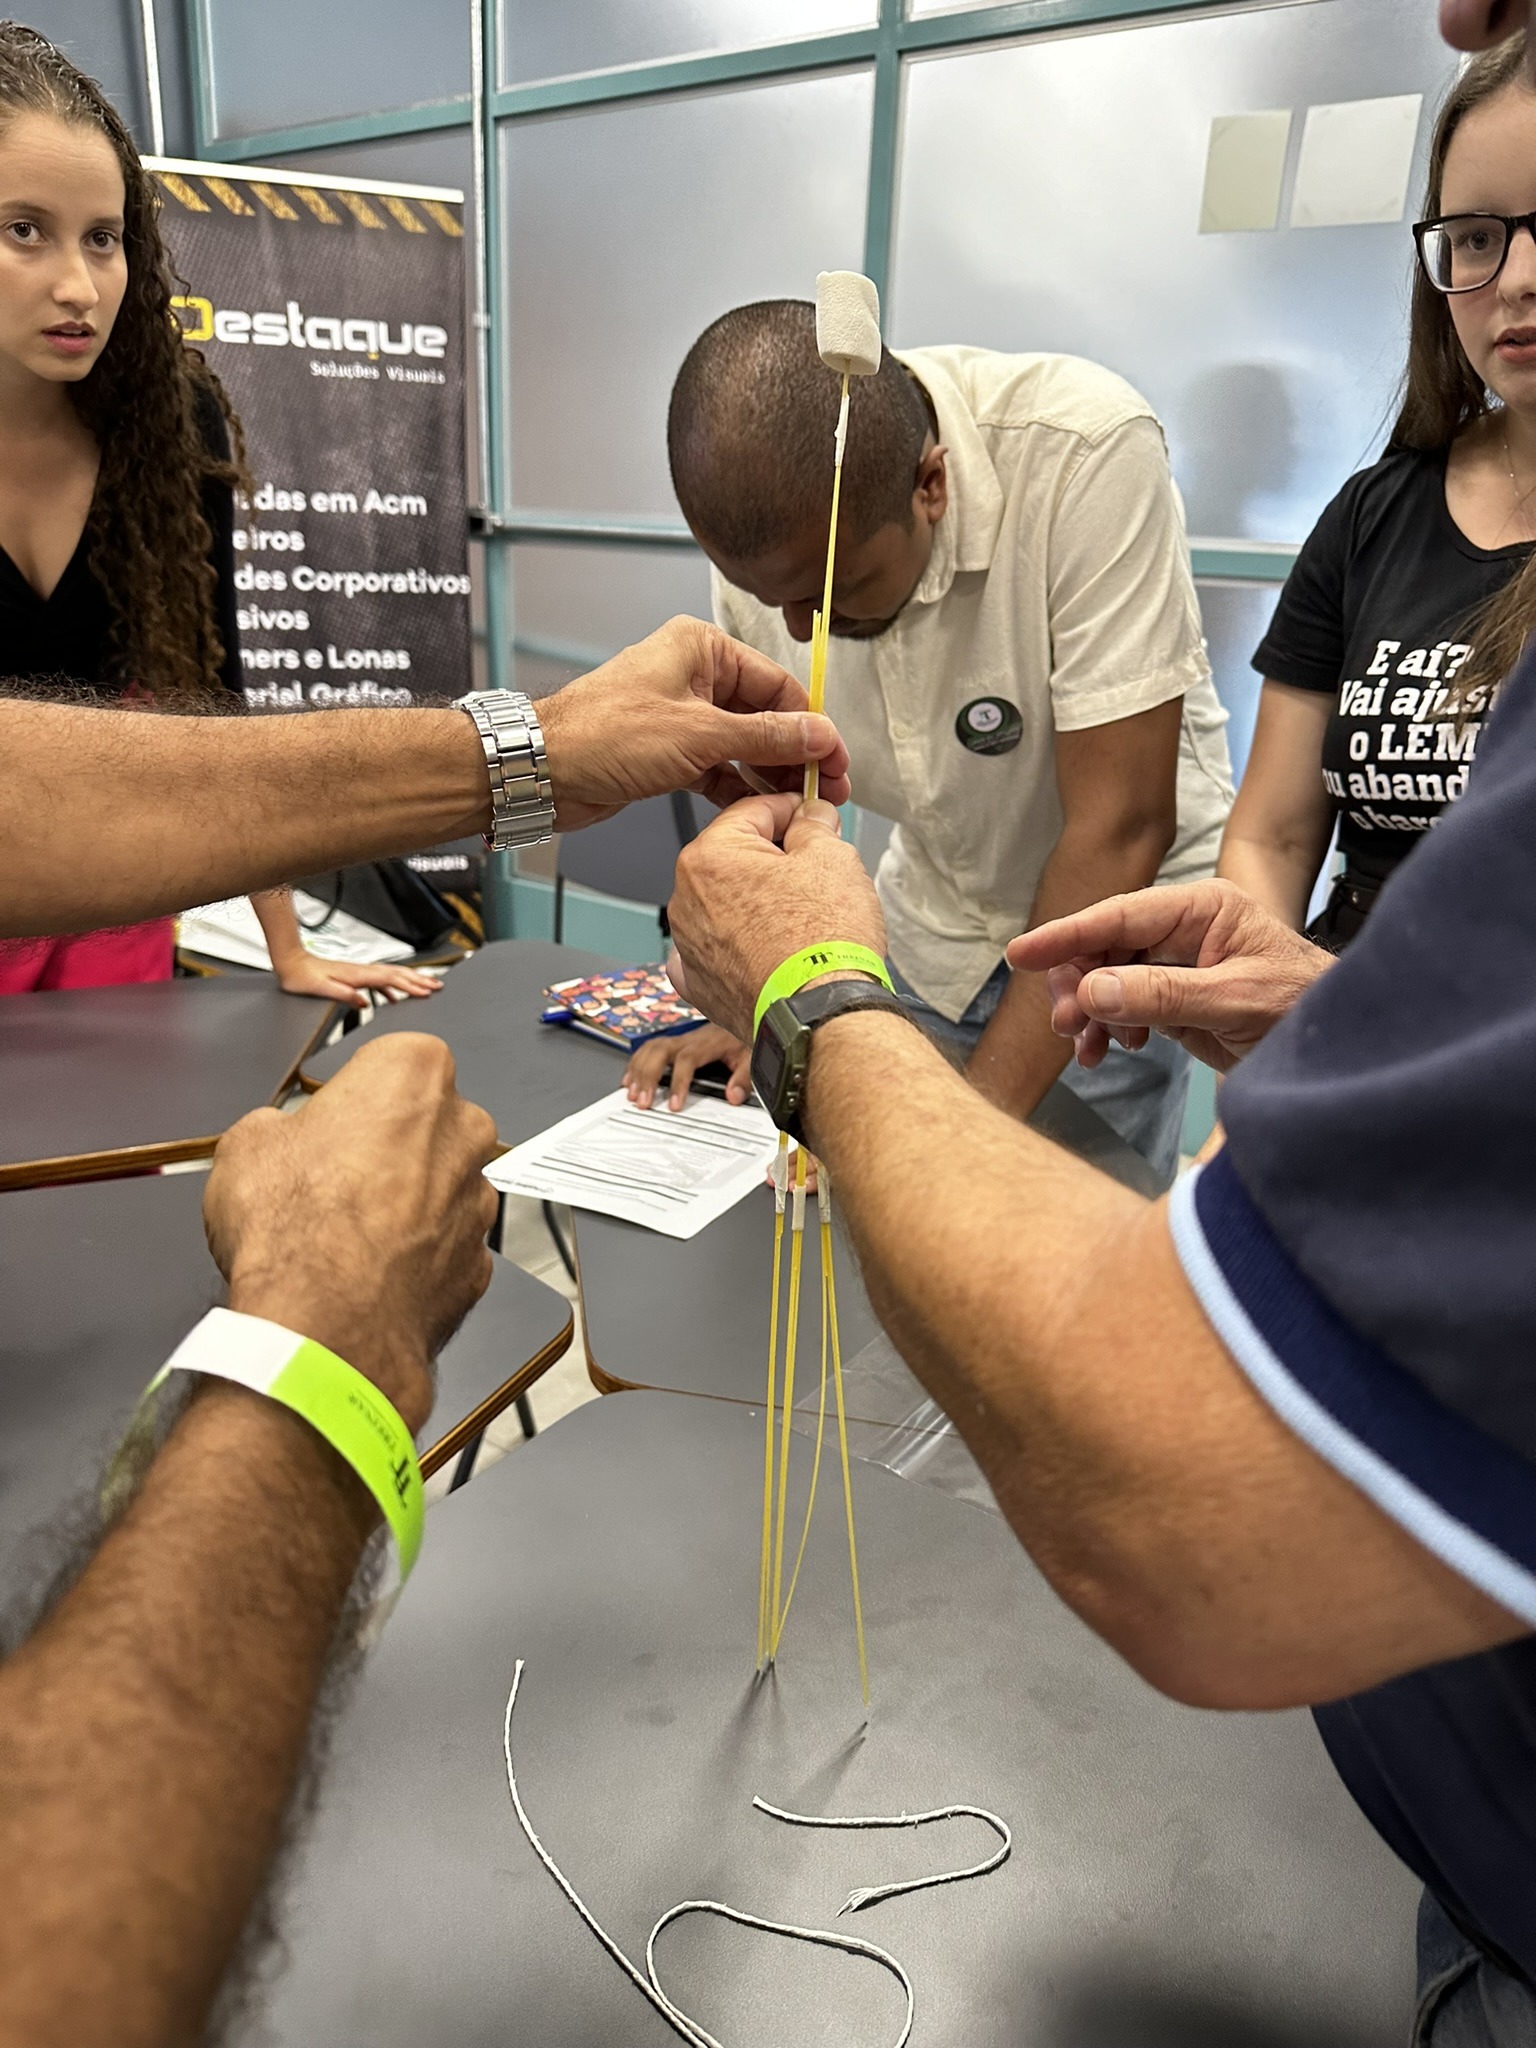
1219,38,1536,950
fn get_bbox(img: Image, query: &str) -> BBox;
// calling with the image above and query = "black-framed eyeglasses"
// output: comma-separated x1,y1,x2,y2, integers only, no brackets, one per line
1414,211,1536,294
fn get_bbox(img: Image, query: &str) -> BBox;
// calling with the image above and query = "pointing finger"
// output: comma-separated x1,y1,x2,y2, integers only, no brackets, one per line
1008,882,1228,976
1076,961,1229,1033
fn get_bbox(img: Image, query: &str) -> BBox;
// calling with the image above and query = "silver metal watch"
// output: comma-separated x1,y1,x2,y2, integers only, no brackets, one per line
455,689,555,852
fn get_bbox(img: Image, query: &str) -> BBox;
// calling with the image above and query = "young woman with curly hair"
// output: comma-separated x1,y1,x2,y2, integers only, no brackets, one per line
0,23,440,1004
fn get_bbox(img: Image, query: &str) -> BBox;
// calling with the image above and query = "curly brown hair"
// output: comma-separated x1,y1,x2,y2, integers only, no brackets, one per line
0,21,249,701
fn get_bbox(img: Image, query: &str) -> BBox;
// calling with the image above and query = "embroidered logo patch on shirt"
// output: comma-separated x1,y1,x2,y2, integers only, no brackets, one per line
955,697,1023,755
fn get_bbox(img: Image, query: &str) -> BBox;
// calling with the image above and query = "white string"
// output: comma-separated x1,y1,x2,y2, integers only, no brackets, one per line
750,1796,1012,1915
502,1660,1009,2048
645,1902,913,2048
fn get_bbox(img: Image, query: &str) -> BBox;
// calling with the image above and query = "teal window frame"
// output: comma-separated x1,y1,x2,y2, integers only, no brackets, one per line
182,0,1302,590
183,0,1301,935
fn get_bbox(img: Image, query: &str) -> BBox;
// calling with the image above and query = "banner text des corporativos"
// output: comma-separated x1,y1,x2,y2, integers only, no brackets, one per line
156,167,470,710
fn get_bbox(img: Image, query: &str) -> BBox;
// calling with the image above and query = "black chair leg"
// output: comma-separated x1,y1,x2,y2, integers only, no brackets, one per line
541,1200,578,1285
516,1394,537,1439
447,1432,482,1491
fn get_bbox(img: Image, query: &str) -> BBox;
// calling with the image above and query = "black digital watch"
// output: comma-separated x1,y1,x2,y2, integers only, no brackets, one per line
750,977,908,1145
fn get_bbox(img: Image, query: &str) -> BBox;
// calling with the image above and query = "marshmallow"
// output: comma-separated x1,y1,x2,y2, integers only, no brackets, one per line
815,270,882,377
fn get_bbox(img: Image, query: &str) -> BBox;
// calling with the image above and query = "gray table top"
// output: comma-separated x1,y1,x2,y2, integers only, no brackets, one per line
304,939,1159,1191
577,1187,884,1406
0,976,339,1176
305,937,1156,1409
304,939,625,1148
0,1174,570,1587
259,1391,1417,2048
0,1174,218,1592
420,1250,573,1475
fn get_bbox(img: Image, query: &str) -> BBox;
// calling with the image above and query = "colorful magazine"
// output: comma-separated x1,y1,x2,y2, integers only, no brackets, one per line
540,964,706,1051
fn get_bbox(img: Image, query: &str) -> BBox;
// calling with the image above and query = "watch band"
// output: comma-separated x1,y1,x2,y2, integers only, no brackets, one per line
103,1307,425,1625
752,941,894,1040
752,977,908,1144
456,689,555,852
784,977,907,1033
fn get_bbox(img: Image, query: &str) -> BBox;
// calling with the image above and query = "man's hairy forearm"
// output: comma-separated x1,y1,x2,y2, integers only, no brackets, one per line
803,1013,1517,1707
1,702,490,938
0,1386,374,2048
808,1010,1148,1539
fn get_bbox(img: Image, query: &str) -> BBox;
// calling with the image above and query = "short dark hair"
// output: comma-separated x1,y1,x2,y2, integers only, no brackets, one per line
668,300,931,559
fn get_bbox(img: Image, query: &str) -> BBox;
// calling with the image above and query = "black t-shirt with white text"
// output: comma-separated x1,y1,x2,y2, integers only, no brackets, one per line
1252,446,1530,883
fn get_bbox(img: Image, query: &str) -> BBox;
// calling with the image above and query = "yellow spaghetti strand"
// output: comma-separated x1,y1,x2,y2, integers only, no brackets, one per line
817,376,850,667
768,1148,809,1653
802,369,848,807
757,1133,789,1670
823,1189,870,1711
803,610,827,804
757,372,868,1690
771,1208,830,1656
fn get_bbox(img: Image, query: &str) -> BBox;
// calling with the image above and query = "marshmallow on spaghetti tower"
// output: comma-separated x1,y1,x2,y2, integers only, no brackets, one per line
815,270,882,378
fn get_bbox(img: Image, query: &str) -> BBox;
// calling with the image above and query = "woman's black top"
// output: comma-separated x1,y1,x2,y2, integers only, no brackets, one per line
1252,444,1531,887
0,381,241,698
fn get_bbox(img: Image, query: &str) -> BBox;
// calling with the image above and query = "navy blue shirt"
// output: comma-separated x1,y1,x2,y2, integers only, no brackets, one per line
1170,648,1536,1978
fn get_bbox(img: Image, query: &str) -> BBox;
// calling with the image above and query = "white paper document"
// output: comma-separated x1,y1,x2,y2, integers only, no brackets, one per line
178,894,416,971
484,1088,781,1240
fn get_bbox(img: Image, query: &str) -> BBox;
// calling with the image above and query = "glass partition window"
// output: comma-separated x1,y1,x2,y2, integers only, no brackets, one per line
500,0,876,89
206,0,470,140
35,0,150,143
511,546,714,675
890,0,1457,545
504,71,874,512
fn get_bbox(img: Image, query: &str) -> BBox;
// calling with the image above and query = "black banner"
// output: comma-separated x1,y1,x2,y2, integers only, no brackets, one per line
154,164,470,710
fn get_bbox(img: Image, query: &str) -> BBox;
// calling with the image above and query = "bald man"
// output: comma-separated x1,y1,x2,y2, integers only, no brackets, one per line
644,305,1233,1187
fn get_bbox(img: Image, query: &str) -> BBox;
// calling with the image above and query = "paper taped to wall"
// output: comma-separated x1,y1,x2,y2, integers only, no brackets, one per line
1290,94,1423,230
485,1088,782,1239
1199,110,1292,234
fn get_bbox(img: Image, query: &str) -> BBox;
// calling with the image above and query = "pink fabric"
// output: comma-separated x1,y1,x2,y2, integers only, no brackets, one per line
0,919,175,994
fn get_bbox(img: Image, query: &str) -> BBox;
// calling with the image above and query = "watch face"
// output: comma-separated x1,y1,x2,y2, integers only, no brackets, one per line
750,1028,789,1108
753,999,815,1140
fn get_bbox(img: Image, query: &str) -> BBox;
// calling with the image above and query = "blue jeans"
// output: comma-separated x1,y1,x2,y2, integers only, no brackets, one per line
1415,1891,1536,2046
888,959,1190,1191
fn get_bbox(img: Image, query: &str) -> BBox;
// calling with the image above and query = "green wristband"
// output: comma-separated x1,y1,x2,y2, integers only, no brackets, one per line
120,1307,424,1583
753,942,894,1040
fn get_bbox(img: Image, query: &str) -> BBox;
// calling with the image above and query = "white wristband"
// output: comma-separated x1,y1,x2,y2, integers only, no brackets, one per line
106,1308,424,1600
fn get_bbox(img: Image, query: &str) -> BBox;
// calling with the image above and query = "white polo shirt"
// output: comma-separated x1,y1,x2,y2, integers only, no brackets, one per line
712,346,1235,1021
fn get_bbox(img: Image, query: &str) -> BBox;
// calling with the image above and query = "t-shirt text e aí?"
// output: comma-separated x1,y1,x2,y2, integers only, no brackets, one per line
1322,636,1489,848
1254,444,1529,883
